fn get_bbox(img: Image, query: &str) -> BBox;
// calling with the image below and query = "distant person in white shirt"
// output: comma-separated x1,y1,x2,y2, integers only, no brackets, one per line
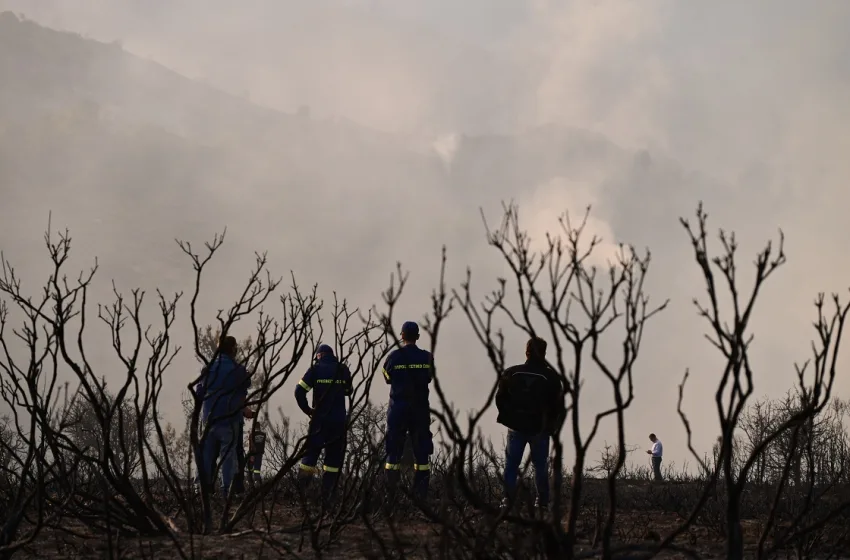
646,433,663,481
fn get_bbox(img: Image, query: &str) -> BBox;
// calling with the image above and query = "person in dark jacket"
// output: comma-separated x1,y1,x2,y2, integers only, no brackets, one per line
382,321,435,506
197,335,250,497
293,344,352,505
496,337,566,512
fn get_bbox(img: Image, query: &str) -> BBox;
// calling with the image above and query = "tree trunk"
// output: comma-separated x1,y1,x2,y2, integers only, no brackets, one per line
726,488,745,560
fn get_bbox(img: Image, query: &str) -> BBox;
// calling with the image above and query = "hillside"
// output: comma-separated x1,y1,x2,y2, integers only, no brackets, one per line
0,0,531,134
0,12,453,286
0,11,734,314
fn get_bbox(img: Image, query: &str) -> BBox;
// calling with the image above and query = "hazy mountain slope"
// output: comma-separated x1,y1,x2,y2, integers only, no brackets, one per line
0,11,405,149
0,11,738,293
1,12,743,272
0,10,772,439
0,1,531,135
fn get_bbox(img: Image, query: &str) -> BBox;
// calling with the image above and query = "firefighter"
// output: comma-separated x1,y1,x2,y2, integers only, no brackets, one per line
293,344,352,507
247,419,267,487
382,321,435,508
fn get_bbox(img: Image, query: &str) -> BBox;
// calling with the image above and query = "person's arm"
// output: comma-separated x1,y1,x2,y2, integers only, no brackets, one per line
548,373,567,434
495,370,511,412
343,365,353,397
294,366,315,417
381,353,394,385
195,366,208,398
232,364,252,420
237,365,250,400
561,373,572,397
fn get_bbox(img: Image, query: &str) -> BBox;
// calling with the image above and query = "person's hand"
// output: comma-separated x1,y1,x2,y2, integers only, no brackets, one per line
243,407,255,419
306,408,314,418
646,450,651,455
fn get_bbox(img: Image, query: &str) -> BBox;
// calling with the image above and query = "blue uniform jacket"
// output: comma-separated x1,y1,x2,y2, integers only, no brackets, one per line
198,354,249,427
294,355,352,423
382,344,434,417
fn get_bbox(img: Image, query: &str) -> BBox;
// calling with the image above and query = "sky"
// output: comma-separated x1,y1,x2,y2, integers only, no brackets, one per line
1,0,850,473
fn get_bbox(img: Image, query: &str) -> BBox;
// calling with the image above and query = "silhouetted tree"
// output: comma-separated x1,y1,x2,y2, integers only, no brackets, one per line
1,203,849,559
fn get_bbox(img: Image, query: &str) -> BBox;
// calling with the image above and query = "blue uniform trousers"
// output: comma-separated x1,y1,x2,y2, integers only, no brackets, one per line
299,418,346,504
385,405,432,500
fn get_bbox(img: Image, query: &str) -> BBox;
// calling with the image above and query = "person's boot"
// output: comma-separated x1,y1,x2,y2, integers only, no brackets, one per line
534,497,550,521
321,471,340,512
383,469,401,518
499,497,510,513
412,469,430,505
232,456,246,496
500,486,517,514
296,471,315,506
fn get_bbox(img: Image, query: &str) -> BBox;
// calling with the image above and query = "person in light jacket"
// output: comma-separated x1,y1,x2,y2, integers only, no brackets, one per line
646,433,663,481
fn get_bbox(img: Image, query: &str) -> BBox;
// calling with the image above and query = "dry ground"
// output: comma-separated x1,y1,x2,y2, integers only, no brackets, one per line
10,479,850,558
13,510,747,559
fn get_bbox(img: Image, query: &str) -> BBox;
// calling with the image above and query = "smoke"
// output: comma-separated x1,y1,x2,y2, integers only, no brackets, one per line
519,0,673,154
523,176,622,269
432,132,460,170
516,0,850,413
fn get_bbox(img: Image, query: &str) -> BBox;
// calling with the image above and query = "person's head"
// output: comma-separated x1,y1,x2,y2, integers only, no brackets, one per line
218,335,238,358
315,343,334,361
400,321,420,344
649,433,657,443
525,337,547,361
